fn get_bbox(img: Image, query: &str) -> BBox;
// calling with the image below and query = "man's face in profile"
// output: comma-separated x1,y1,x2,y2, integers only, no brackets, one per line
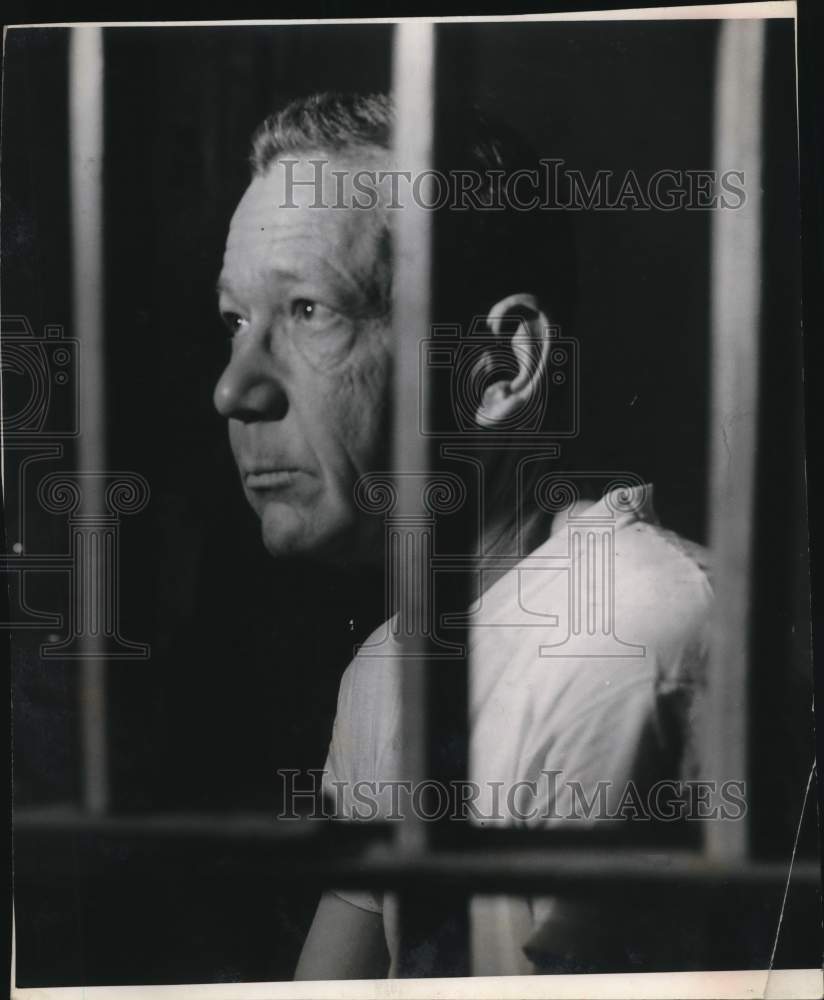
214,151,392,562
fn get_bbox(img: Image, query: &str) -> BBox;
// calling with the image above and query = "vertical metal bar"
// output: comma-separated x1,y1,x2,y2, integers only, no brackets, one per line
391,22,470,977
705,19,766,861
70,26,108,816
391,19,436,855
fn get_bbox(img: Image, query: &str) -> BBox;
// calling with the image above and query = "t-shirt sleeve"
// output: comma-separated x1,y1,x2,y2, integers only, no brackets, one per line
534,669,696,821
517,524,712,970
527,524,710,827
322,661,384,915
522,655,703,968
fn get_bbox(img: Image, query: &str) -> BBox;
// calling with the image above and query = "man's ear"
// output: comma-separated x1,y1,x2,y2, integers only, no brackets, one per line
475,293,552,428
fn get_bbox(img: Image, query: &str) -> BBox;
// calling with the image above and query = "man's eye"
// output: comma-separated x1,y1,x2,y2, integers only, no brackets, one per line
221,312,249,336
290,298,336,325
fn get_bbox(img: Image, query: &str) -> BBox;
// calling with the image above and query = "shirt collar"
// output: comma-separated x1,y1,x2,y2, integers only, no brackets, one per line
548,481,657,539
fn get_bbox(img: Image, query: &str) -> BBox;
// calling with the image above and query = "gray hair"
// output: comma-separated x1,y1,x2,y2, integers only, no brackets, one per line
249,91,577,332
251,92,392,171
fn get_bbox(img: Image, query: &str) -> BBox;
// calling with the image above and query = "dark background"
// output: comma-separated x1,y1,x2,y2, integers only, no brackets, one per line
4,18,818,985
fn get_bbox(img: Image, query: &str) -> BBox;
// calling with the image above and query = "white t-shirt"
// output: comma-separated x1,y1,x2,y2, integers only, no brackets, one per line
323,484,713,975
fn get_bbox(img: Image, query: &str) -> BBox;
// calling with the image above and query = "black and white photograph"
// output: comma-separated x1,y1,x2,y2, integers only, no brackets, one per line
4,3,822,997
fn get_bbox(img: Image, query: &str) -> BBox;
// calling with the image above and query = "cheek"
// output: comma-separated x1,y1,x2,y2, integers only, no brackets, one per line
316,326,392,467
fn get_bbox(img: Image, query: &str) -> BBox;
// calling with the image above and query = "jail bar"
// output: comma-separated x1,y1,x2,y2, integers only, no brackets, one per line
390,22,471,977
390,18,437,857
704,18,766,861
69,26,109,816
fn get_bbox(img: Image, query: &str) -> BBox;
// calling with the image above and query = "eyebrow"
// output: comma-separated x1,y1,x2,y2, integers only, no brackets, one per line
215,255,391,318
215,268,305,299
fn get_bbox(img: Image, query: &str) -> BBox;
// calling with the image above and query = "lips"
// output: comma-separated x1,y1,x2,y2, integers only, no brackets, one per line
244,468,303,489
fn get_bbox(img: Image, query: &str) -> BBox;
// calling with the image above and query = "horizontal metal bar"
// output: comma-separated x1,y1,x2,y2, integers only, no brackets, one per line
13,808,342,842
15,810,818,895
0,556,73,568
306,846,820,898
11,809,690,847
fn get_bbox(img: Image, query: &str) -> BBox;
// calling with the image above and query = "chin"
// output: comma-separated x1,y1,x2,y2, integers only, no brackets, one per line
258,498,357,563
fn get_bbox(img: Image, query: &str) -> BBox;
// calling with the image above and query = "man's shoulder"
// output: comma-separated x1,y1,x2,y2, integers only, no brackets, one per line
337,491,713,701
469,497,713,706
468,511,713,779
338,622,404,706
611,517,712,662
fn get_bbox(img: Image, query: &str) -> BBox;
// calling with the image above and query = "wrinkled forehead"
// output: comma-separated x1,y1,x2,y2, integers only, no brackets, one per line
225,148,392,263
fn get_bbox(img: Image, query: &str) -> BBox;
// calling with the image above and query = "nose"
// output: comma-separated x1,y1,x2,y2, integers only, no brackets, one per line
213,335,289,423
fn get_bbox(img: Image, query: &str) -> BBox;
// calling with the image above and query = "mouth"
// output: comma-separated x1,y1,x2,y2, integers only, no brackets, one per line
244,468,303,490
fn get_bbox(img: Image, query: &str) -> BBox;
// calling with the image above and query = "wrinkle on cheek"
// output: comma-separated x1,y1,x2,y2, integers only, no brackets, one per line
325,327,392,473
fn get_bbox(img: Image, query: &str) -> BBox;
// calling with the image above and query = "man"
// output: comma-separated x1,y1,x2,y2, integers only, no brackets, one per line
214,92,712,979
